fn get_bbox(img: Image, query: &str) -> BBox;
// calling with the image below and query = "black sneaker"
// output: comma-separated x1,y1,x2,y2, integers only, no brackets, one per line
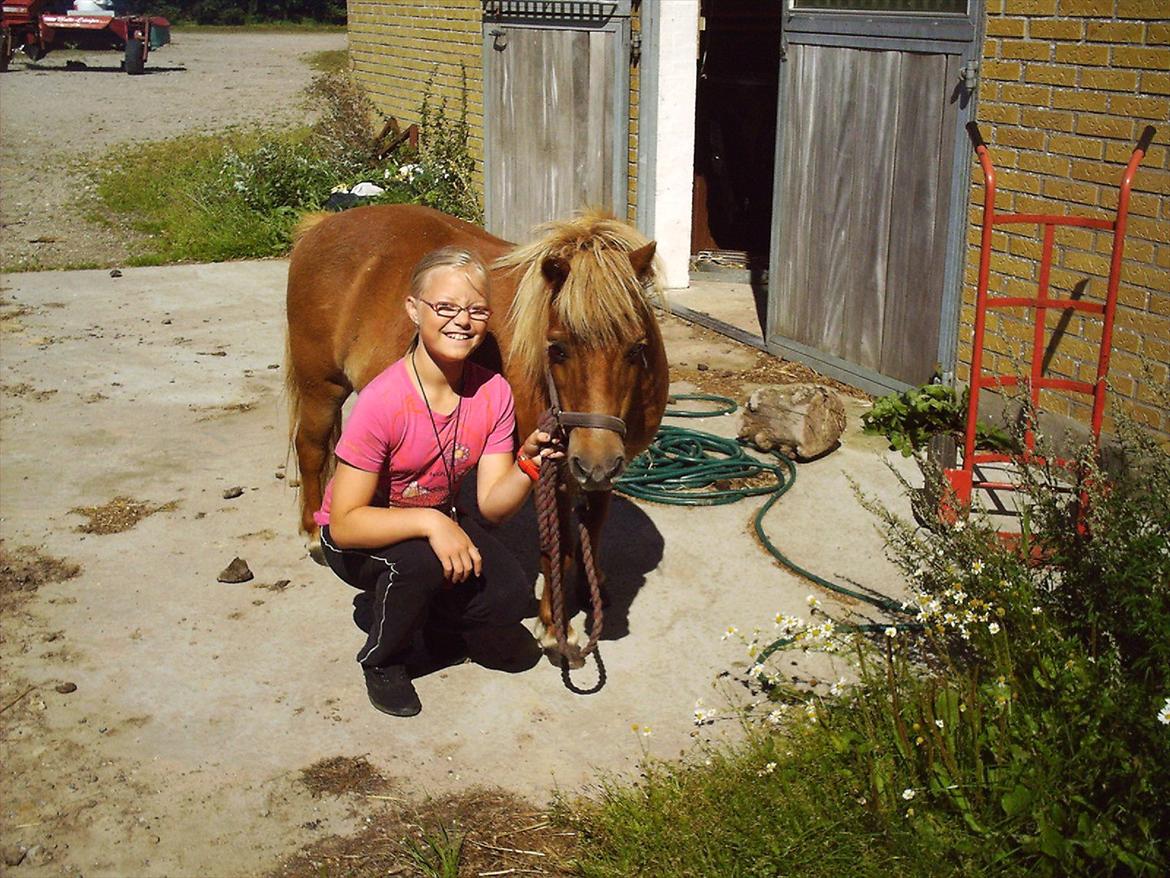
363,665,421,717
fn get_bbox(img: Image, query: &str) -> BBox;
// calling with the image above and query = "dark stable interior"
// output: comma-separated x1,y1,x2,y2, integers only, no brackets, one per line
691,0,782,268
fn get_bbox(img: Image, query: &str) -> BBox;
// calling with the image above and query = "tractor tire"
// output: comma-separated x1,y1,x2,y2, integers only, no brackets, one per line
124,37,144,75
1,28,12,73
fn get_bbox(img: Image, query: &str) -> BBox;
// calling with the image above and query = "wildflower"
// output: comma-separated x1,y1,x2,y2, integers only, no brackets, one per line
806,594,821,609
906,807,915,817
721,625,739,641
761,761,777,775
830,677,847,697
641,725,652,737
915,736,925,745
902,788,916,801
1032,606,1042,615
693,700,718,726
971,559,985,575
767,708,785,725
804,703,819,724
934,719,944,729
988,621,1001,635
884,626,898,638
856,796,867,806
1158,698,1170,726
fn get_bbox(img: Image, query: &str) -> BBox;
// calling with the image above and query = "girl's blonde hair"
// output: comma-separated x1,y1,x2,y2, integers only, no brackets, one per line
409,246,490,300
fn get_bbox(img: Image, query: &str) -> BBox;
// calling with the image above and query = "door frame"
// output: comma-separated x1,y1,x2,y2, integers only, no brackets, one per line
766,1,986,395
481,1,632,238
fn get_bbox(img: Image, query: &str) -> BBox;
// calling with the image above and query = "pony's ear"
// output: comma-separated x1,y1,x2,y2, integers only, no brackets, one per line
628,242,657,283
541,256,571,294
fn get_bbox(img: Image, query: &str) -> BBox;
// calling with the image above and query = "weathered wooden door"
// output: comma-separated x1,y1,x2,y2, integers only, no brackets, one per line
482,2,630,244
768,1,984,392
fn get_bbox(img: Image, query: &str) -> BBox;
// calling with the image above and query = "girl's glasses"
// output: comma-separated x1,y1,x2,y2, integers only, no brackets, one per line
419,299,492,322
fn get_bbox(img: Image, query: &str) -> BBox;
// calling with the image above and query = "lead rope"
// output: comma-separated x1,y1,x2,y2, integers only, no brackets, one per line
534,401,606,691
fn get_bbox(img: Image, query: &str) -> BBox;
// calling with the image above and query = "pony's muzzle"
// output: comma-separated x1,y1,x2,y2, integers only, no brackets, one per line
568,452,626,491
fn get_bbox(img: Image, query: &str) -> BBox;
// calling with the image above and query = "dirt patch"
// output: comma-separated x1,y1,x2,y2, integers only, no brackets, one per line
671,352,872,404
273,786,577,878
69,496,178,534
0,541,81,607
300,756,391,798
1,382,58,400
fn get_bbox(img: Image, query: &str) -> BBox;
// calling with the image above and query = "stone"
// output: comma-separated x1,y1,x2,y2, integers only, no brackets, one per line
217,558,253,584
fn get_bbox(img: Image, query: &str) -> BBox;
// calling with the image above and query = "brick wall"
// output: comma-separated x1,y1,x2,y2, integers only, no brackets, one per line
346,2,642,224
962,0,1169,436
348,1,485,176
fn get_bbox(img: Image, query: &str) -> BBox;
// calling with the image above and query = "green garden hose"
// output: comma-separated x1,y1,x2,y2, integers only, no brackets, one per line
616,394,921,665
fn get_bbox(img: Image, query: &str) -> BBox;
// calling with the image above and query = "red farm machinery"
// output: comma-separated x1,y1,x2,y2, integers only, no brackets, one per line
1,1,170,74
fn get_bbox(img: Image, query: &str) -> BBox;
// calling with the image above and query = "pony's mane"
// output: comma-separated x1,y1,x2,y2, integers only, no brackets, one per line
495,209,662,391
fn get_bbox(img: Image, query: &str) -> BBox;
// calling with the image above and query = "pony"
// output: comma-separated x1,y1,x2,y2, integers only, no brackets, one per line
285,204,670,656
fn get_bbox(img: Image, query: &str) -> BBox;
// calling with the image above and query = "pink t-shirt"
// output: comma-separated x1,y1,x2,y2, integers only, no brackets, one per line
314,358,517,526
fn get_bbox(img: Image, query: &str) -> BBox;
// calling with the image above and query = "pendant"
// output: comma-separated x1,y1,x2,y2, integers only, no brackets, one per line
449,506,458,522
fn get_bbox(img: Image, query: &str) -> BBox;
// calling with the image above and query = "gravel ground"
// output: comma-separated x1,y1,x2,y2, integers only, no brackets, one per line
0,29,347,271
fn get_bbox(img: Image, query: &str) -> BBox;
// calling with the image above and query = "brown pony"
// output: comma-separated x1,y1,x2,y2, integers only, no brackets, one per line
285,204,669,654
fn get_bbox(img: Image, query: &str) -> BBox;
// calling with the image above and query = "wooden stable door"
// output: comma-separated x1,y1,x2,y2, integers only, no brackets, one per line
482,5,630,244
768,2,983,391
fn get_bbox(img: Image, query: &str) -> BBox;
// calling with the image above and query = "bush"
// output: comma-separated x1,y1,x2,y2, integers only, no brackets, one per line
87,68,482,265
569,411,1169,876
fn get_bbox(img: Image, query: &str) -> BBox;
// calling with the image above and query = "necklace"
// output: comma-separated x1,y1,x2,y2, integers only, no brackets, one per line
411,350,462,521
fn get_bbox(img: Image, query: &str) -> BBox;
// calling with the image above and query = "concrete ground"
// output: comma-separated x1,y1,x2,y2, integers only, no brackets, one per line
0,261,920,875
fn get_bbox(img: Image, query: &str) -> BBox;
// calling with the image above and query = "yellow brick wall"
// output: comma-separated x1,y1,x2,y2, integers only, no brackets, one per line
347,2,641,224
962,0,1169,436
348,1,485,177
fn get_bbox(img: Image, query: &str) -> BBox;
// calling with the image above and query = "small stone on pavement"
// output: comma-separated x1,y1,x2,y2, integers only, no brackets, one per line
217,558,253,584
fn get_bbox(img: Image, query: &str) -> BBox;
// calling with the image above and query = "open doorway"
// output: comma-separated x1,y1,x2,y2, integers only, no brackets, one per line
691,0,782,277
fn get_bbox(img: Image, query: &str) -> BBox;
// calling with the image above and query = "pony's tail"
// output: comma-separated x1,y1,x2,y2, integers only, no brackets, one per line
292,211,329,246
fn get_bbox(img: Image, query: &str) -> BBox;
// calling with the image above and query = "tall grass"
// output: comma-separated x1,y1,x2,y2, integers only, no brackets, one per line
85,68,480,266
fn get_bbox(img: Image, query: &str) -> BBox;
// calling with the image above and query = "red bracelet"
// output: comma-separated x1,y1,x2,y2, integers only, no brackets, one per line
516,452,541,482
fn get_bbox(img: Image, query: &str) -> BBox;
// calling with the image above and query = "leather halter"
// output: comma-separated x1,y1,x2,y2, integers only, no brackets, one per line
543,367,627,438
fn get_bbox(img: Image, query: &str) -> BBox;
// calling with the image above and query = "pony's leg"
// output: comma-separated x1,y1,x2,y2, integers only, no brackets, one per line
293,379,349,562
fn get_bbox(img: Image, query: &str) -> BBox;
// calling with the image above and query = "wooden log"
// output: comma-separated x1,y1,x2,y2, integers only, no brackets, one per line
739,383,847,460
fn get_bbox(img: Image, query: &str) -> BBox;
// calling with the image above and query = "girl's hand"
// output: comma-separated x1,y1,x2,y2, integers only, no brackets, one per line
520,430,565,465
425,510,482,584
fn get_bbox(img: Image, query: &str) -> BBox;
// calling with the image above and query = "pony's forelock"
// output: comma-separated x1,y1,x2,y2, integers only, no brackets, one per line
496,210,662,389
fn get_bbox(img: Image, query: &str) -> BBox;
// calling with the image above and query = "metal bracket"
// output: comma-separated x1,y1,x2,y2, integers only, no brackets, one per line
960,60,979,90
490,27,507,51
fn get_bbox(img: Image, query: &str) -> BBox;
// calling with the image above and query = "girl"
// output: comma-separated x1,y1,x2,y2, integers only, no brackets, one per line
315,246,562,717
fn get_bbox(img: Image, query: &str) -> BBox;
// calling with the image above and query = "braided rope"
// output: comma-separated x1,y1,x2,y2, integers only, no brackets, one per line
533,407,605,668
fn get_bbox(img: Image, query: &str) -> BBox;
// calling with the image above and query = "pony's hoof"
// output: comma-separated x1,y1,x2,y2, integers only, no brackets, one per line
532,620,579,651
307,537,326,566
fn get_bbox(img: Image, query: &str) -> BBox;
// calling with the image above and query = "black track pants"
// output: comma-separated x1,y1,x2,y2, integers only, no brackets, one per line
319,516,533,668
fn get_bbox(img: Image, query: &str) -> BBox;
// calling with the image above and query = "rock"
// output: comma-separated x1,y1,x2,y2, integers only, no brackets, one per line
288,479,301,488
55,682,78,694
222,486,245,499
217,558,253,584
274,471,285,480
3,845,27,867
24,844,51,866
697,362,709,371
109,269,122,278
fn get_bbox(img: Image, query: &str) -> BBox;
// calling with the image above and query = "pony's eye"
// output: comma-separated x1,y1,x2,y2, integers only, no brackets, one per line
626,342,647,364
548,342,569,364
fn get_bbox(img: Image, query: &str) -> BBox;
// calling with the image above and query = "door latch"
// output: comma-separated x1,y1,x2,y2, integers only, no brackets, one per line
490,28,507,51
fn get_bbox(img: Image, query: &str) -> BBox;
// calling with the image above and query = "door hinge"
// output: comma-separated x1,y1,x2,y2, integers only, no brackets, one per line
960,60,979,90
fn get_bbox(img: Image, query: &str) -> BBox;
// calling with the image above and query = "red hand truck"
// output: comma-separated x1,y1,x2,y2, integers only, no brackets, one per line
942,122,1157,531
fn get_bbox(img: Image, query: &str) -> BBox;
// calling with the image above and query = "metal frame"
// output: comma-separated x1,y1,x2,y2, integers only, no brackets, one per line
634,0,659,238
481,5,631,237
765,0,985,394
942,123,1155,523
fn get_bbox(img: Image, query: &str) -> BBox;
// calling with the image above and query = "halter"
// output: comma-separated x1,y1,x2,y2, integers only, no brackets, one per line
543,367,627,438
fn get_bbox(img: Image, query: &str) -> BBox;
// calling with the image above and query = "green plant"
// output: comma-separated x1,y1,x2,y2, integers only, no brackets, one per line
403,823,463,878
862,383,1014,456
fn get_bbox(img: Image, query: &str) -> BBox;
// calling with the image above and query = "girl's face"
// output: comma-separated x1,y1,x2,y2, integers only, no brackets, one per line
406,266,491,365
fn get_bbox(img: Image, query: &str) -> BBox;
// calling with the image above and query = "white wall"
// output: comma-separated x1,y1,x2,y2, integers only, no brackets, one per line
647,1,698,290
